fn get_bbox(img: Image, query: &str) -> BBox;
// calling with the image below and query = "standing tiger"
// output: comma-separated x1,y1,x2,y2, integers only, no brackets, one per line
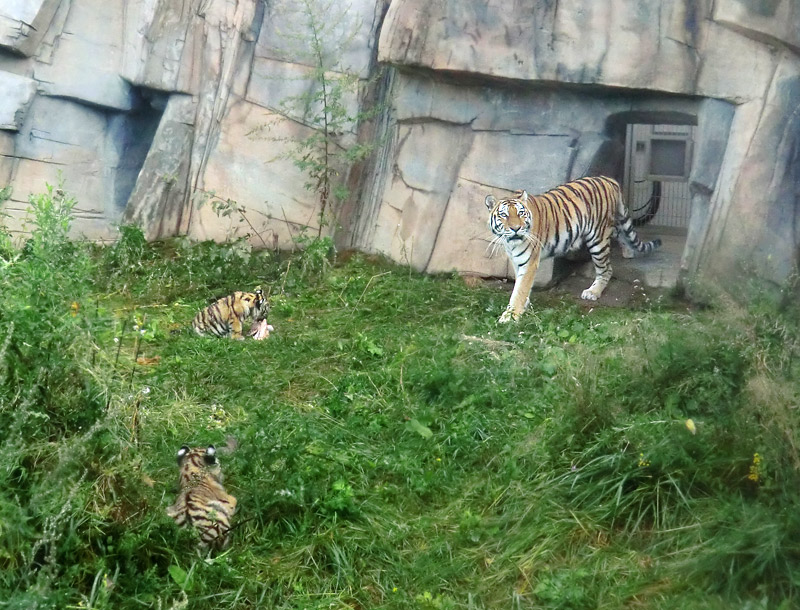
166,445,237,550
192,288,269,340
485,176,661,323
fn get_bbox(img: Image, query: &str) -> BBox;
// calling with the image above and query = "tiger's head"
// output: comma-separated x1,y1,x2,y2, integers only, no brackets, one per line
485,190,532,242
176,445,223,487
251,287,269,321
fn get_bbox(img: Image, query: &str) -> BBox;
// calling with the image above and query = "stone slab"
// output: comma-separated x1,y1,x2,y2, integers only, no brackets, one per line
379,0,697,95
0,0,61,56
247,56,361,138
254,0,379,79
191,100,324,247
713,0,800,53
459,132,574,193
0,71,36,131
123,94,196,240
369,121,474,270
34,0,133,110
690,98,736,193
696,21,778,104
426,178,511,277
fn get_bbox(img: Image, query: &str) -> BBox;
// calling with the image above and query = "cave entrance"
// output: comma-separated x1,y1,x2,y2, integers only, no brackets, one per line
623,123,695,231
112,88,167,219
590,117,696,292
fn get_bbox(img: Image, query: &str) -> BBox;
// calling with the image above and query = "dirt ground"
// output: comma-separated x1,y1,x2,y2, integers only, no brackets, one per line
552,270,674,308
479,265,678,311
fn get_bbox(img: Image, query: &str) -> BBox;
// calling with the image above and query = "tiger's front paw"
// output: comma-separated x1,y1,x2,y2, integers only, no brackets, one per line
580,289,600,301
498,309,518,324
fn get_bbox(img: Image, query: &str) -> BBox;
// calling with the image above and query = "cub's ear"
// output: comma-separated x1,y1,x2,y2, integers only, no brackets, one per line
177,446,189,464
521,190,529,201
484,194,497,210
204,445,217,464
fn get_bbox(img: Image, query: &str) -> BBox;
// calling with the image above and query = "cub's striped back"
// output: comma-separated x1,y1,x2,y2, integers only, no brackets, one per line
192,289,268,340
485,176,661,322
166,445,237,550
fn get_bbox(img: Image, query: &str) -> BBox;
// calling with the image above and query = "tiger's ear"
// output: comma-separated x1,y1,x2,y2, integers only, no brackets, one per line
204,445,217,464
485,195,497,210
177,446,189,464
521,190,529,201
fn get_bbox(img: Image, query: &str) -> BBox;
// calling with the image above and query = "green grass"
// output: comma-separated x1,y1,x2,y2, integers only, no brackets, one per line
1,185,799,609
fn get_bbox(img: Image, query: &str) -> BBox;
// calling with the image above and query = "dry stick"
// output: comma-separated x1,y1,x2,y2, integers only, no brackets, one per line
91,297,99,368
232,202,270,249
279,260,292,297
129,397,141,446
350,272,391,313
128,313,145,391
280,207,297,251
107,319,128,410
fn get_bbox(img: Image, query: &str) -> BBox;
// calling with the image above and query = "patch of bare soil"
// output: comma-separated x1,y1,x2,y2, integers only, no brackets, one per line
552,271,673,309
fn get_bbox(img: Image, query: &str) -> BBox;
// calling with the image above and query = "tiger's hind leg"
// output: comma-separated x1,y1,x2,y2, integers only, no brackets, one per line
582,231,613,301
620,243,635,259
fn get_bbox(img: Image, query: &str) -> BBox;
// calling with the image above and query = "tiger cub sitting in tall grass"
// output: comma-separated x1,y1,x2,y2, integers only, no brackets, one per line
485,176,661,323
166,445,237,550
192,288,272,340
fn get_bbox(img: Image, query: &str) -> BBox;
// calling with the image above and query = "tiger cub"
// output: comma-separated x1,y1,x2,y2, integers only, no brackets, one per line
485,176,661,323
166,445,237,550
192,288,269,340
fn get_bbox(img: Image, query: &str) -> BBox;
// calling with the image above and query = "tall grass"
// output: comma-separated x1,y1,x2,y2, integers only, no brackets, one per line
0,183,798,608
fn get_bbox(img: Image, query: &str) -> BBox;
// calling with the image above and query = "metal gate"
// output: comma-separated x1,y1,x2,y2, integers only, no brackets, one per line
623,124,695,230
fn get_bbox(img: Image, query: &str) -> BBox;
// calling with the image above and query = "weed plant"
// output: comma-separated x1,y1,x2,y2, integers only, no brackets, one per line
0,184,798,608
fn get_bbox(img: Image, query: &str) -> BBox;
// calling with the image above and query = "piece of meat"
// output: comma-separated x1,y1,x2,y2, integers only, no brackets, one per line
248,318,274,340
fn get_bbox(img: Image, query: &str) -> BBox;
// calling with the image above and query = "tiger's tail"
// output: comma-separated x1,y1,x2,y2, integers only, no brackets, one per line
615,189,662,255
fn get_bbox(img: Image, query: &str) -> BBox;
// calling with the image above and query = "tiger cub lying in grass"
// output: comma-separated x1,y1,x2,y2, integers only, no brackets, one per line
191,288,272,340
485,176,661,323
166,445,237,550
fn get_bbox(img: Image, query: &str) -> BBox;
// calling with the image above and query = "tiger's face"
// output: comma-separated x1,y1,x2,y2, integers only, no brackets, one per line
176,445,223,486
251,288,269,321
238,289,266,314
485,191,531,242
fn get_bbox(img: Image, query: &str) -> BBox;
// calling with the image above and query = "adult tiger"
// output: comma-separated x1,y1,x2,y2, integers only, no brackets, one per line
166,445,237,550
191,288,270,340
485,176,661,323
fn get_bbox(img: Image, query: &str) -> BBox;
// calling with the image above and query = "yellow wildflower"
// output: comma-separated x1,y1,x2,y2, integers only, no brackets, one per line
685,418,696,435
748,452,762,482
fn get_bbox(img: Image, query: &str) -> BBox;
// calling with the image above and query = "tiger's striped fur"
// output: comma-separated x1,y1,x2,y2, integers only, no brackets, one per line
192,289,268,340
485,176,661,323
166,445,237,550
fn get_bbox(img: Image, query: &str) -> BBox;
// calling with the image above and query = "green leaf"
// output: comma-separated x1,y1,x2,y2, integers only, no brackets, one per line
168,564,190,589
366,342,383,356
406,418,433,439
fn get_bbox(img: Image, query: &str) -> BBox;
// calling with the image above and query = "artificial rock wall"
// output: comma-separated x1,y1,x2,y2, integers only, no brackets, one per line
1,0,799,289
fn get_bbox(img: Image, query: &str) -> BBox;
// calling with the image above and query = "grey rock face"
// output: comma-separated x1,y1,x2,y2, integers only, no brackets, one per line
0,0,798,290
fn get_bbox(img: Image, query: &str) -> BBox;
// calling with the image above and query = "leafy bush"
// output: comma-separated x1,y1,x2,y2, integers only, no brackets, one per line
0,181,100,438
